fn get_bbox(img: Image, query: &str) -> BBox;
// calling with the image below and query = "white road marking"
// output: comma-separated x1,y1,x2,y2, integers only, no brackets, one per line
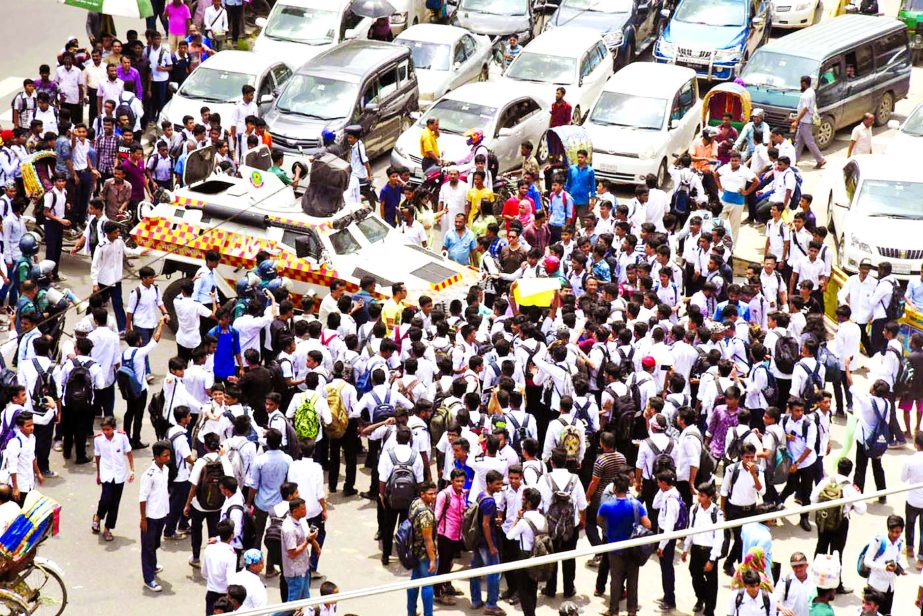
0,77,25,100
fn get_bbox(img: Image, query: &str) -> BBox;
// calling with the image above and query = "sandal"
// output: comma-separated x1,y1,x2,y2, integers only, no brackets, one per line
91,516,101,534
103,529,114,541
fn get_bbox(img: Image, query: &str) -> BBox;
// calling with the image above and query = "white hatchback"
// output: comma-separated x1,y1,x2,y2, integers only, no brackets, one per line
497,27,614,125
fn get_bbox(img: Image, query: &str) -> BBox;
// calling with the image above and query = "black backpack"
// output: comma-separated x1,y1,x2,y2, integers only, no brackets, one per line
226,504,258,550
64,359,95,407
115,93,136,127
167,430,186,483
593,344,611,390
797,360,823,406
385,450,418,511
30,359,55,406
198,455,227,510
774,333,799,375
726,427,753,461
881,278,905,321
371,390,396,423
616,347,635,378
505,412,530,454
647,438,676,476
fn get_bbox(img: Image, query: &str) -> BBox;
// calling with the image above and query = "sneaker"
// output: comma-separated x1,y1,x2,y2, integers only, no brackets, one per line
53,441,63,452
342,488,359,497
43,470,58,478
143,581,163,592
154,566,164,574
799,518,812,532
188,557,201,568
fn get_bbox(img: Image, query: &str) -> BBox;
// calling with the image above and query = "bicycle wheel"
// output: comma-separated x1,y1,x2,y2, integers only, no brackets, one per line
21,563,66,616
0,588,30,615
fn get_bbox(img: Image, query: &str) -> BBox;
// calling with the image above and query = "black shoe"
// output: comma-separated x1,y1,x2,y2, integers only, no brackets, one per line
878,496,887,504
131,441,148,450
541,588,555,598
62,449,71,460
359,491,376,500
563,590,577,599
723,565,735,577
328,487,338,493
799,517,812,532
836,585,852,595
342,488,359,497
75,457,91,465
381,555,389,566
374,531,381,541
693,600,704,613
499,590,516,601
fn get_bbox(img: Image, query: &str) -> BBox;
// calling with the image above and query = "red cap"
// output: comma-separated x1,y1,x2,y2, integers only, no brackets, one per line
641,356,656,368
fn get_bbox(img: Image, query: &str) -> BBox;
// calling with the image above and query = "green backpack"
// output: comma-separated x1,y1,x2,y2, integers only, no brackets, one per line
293,393,321,441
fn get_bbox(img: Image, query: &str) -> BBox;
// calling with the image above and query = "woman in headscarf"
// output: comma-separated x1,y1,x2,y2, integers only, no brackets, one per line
731,546,775,593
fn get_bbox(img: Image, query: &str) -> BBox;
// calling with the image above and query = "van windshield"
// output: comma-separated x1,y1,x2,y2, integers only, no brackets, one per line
590,92,666,130
858,179,923,219
275,75,357,120
741,51,819,91
264,6,338,45
674,0,746,26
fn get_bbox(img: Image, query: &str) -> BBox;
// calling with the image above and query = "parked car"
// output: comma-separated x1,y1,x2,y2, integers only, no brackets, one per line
769,0,818,29
252,0,377,62
887,101,923,155
545,0,663,69
897,0,923,64
159,51,293,132
741,15,912,149
391,82,548,175
451,0,540,44
497,27,614,124
654,0,769,81
394,24,493,108
829,156,923,279
586,62,701,186
263,40,418,165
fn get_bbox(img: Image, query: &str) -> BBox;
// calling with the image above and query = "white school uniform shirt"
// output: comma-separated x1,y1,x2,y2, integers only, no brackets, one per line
174,296,213,349
676,426,702,482
94,430,132,482
788,227,812,268
764,218,790,262
683,501,724,558
505,509,546,551
636,432,677,480
4,429,37,491
139,462,170,519
790,357,825,402
837,274,876,324
202,541,237,593
793,255,825,287
831,320,860,372
903,452,923,508
54,65,84,104
728,589,777,616
168,425,193,483
851,388,891,444
378,443,425,484
126,284,165,329
233,307,274,356
287,458,326,518
229,568,268,609
653,487,682,548
232,100,259,133
88,326,121,389
720,461,766,506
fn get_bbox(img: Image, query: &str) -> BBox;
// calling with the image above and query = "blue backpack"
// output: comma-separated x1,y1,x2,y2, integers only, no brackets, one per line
395,513,420,570
371,391,395,423
116,349,145,400
857,535,889,578
0,408,23,455
864,400,890,459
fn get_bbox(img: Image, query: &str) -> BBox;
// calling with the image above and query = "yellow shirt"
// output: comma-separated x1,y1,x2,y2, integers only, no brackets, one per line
381,298,405,333
466,186,495,224
420,128,440,160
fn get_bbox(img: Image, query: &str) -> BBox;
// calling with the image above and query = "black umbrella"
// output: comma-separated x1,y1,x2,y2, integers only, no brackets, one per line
349,0,396,18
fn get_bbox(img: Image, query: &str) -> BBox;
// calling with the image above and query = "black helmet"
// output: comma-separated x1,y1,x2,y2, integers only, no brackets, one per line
19,232,40,257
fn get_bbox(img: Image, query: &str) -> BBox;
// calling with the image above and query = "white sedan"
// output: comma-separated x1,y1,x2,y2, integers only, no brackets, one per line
159,50,293,131
394,24,493,108
391,82,548,175
769,0,818,28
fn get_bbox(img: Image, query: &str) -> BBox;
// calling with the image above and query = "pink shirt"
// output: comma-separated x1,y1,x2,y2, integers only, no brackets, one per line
434,487,466,541
165,2,192,36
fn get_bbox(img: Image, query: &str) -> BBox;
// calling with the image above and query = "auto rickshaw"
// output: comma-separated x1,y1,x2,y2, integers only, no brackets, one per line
537,124,593,191
898,0,923,64
701,82,752,131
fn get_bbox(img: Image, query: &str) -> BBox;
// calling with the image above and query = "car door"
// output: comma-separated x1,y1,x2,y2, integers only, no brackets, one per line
668,79,699,157
586,42,612,108
492,100,530,169
376,64,405,147
831,160,859,238
816,56,846,126
356,77,383,152
460,34,481,83
270,64,293,93
842,44,876,125
449,39,469,91
517,97,549,167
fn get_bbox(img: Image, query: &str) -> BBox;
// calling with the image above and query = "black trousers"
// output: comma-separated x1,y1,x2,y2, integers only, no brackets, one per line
659,539,676,606
328,419,359,491
436,534,464,596
44,220,64,278
907,504,923,556
725,503,756,569
870,318,887,356
545,535,578,596
189,507,219,561
854,445,886,493
34,422,53,474
96,480,125,529
517,567,538,616
380,503,407,558
608,551,639,614
815,519,849,587
689,544,718,616
62,402,93,461
226,4,243,41
124,390,148,442
94,384,115,418
641,478,659,531
164,480,190,536
677,480,693,509
205,590,224,616
858,322,873,356
779,465,814,518
501,537,520,595
141,516,165,584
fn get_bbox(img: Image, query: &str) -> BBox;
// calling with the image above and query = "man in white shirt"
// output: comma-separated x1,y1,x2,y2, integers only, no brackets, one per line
55,53,85,123
230,84,258,143
848,112,874,157
126,266,170,378
4,413,42,504
720,444,765,575
88,308,121,420
91,222,135,334
234,294,278,358
811,457,866,594
229,549,268,609
92,416,134,541
535,447,586,597
715,151,758,245
164,407,195,539
398,206,428,248
438,168,468,237
838,260,876,355
174,279,217,361
184,433,234,566
140,441,172,592
869,262,899,355
377,427,424,565
790,75,825,169
287,439,328,575
57,337,106,464
144,31,173,119
202,519,238,613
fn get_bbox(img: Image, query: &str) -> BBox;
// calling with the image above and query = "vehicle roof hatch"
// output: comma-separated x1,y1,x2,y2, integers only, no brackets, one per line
244,145,273,171
184,145,218,186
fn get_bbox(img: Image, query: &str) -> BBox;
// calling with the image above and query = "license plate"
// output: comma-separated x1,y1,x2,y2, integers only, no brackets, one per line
892,262,912,275
595,160,617,173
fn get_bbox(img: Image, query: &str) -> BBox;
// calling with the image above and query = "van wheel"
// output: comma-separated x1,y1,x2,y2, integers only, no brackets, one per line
657,159,669,189
815,115,835,150
162,277,188,335
874,92,894,126
571,105,582,125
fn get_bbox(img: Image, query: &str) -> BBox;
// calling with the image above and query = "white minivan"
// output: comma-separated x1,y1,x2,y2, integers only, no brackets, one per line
585,62,701,186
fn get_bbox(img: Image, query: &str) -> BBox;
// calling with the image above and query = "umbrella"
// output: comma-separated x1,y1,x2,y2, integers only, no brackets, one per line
349,0,396,18
61,0,154,19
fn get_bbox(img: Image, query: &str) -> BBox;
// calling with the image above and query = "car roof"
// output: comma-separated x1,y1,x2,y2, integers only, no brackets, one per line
604,62,696,97
753,15,906,61
298,40,410,76
198,50,285,74
521,27,604,57
852,155,919,181
395,23,470,43
442,81,536,106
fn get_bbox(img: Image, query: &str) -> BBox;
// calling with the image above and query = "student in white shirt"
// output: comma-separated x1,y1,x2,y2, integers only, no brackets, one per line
728,569,776,616
850,378,892,495
202,519,238,613
164,407,196,539
121,317,166,446
4,412,41,504
92,416,134,541
504,486,546,614
652,472,683,610
535,448,587,597
140,441,172,592
811,457,866,593
229,549,269,609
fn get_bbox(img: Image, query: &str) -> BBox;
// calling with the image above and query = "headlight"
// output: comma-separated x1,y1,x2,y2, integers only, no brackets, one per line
394,142,406,157
391,11,408,24
657,39,674,57
639,146,657,159
715,47,741,62
604,31,624,48
848,233,872,255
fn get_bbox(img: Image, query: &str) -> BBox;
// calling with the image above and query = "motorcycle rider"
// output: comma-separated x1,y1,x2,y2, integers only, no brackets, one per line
455,130,494,189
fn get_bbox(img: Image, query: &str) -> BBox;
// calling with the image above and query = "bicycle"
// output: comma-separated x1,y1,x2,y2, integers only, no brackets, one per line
0,526,67,615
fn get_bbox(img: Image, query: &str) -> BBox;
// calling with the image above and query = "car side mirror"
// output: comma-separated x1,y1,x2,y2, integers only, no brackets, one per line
259,94,274,105
668,119,676,130
498,127,513,137
578,77,584,87
345,28,359,40
660,8,670,17
752,16,765,25
365,102,380,115
410,111,422,121
168,81,178,93
453,61,462,70
888,119,900,130
255,17,267,28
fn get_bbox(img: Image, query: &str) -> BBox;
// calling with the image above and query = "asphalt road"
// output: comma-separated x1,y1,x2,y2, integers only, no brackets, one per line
2,1,923,615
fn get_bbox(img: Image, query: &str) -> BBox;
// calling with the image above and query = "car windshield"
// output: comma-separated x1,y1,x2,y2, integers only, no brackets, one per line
903,0,923,10
562,0,632,12
740,51,819,91
264,6,338,44
460,0,527,15
275,75,357,120
857,179,923,219
422,98,496,134
589,92,666,129
901,106,923,136
178,67,254,102
506,52,577,85
329,228,362,255
398,40,451,71
357,217,391,243
674,0,746,26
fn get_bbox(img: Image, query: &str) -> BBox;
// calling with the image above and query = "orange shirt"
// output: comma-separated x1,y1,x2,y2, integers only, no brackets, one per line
690,139,718,172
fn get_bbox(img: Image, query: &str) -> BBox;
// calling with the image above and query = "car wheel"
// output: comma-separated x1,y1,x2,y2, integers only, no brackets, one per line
162,277,189,335
537,132,549,164
874,91,894,126
478,64,490,81
572,105,582,125
815,115,835,150
657,158,669,189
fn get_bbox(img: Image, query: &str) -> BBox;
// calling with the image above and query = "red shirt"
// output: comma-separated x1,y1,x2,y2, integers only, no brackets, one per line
501,195,535,230
550,100,572,128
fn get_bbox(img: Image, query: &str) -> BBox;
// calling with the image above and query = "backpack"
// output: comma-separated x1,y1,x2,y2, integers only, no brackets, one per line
148,390,169,439
864,399,890,459
270,410,303,460
766,430,793,485
616,347,635,378
881,278,905,321
486,150,500,181
725,427,752,462
524,518,555,582
687,431,717,479
325,383,349,440
754,363,778,406
371,390,395,423
385,450,418,511
198,455,226,510
166,430,186,483
268,359,291,396
462,494,488,550
797,361,823,407
613,395,641,444
505,412,530,454
733,588,771,616
115,93,136,127
773,333,799,375
0,407,23,455
64,359,96,407
293,393,322,441
395,510,421,570
573,399,596,441
670,172,692,215
116,349,144,401
545,474,578,542
30,358,55,406
226,503,258,550
857,535,889,578
593,344,611,390
815,479,847,534
629,372,651,414
542,363,574,407
224,440,252,488
647,438,676,476
557,417,582,461
785,167,803,211
628,498,657,565
429,399,457,450
672,493,689,531
890,346,915,397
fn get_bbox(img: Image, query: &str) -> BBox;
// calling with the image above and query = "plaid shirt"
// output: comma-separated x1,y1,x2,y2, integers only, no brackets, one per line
94,134,119,174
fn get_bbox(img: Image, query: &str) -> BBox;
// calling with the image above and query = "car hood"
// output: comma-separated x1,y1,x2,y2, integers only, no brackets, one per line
550,8,629,32
263,108,346,140
454,11,529,36
415,70,452,99
663,20,745,49
252,36,333,64
845,212,923,248
588,122,669,154
163,95,236,129
887,131,923,156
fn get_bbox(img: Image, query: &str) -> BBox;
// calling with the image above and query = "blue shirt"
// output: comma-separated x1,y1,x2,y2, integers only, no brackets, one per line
548,190,574,228
741,521,774,572
526,185,543,213
591,258,611,283
488,236,507,259
714,299,751,321
443,228,476,265
192,266,218,304
207,325,241,378
475,492,499,547
54,137,72,174
564,163,596,205
248,450,292,512
598,496,646,544
379,182,402,226
908,278,923,309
